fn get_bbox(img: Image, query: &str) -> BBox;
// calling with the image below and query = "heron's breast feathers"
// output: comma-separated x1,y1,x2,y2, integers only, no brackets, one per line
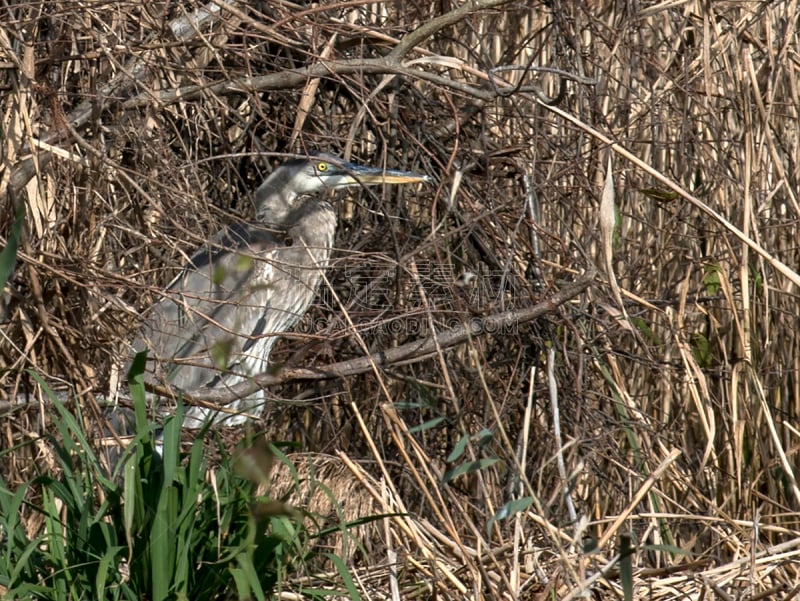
134,228,334,392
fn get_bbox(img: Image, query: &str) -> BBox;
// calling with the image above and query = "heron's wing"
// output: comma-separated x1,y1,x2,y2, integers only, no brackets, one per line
133,222,288,390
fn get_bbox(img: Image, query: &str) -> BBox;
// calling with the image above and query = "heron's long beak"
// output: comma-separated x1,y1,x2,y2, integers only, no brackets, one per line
341,163,429,186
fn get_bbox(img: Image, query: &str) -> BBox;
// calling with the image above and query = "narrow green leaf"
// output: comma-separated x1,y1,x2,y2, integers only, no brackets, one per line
447,434,470,462
160,401,183,485
408,416,446,433
630,317,660,345
619,533,634,601
95,546,124,596
442,458,498,485
326,553,361,601
703,264,721,296
486,497,533,535
236,550,265,601
392,401,427,410
123,455,137,556
474,428,494,447
639,187,678,202
151,490,174,601
0,195,25,291
690,333,712,368
9,537,45,585
229,567,249,600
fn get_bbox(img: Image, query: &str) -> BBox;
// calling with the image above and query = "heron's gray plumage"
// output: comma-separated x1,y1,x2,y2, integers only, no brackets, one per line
129,154,427,427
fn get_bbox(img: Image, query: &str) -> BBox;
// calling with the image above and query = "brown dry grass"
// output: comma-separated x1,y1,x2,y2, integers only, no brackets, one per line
3,0,800,598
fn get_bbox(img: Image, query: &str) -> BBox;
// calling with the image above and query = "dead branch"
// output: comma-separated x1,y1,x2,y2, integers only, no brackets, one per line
164,268,595,405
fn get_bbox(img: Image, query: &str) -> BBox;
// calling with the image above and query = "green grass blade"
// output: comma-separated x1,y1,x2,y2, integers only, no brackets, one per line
0,194,25,291
326,553,361,601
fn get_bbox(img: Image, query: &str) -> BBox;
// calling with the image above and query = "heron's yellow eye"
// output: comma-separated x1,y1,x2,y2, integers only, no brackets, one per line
316,162,329,173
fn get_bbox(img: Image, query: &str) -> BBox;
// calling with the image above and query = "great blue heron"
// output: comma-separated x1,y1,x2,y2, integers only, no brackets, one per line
129,154,428,428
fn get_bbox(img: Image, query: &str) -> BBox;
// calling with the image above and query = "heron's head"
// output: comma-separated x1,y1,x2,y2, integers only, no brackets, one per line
256,153,429,209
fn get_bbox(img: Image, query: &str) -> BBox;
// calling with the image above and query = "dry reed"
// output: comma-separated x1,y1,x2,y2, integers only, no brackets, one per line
2,0,800,598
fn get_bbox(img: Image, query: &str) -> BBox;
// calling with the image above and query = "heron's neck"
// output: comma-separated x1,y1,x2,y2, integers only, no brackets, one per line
255,189,295,224
255,189,335,231
254,168,300,224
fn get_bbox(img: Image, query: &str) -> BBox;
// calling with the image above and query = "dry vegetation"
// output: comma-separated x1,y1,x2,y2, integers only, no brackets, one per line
3,0,800,598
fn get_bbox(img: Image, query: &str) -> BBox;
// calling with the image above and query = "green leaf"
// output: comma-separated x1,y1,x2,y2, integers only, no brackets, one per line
629,317,661,345
474,428,494,448
619,533,634,601
151,487,177,601
161,402,183,485
750,264,764,296
691,333,713,368
639,187,678,202
703,264,721,296
211,338,235,371
392,401,427,410
326,553,361,601
230,567,251,600
95,546,124,596
408,416,446,433
446,429,494,462
213,264,229,285
235,253,254,273
123,456,137,554
447,434,470,462
442,458,498,485
236,550,266,601
486,496,533,535
0,195,25,292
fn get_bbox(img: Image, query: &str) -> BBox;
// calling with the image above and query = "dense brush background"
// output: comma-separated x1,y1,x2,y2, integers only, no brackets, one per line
3,0,800,598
